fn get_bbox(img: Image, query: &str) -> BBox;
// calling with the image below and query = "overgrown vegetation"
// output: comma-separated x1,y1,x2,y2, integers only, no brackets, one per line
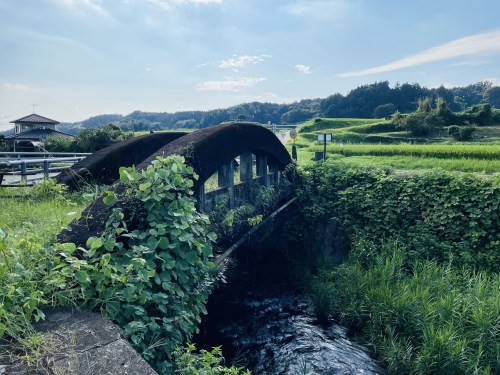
46,123,127,152
174,344,251,375
311,239,499,375
0,181,88,345
294,161,499,374
55,155,218,373
393,99,499,137
0,157,244,374
298,161,499,272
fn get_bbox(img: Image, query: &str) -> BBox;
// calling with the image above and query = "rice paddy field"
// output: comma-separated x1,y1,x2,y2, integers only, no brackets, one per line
290,118,500,174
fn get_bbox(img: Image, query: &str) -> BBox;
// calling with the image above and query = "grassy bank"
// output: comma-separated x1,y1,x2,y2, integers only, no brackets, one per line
312,239,499,375
294,161,499,374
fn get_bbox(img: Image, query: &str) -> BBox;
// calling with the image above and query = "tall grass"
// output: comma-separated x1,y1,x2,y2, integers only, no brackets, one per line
0,182,87,340
311,239,499,375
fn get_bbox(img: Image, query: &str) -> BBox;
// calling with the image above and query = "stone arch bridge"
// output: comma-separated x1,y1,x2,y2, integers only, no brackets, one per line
59,122,293,247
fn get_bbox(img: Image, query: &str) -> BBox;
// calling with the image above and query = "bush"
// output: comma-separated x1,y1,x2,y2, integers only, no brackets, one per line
297,161,500,272
458,126,476,141
57,155,217,373
447,125,460,137
174,344,251,375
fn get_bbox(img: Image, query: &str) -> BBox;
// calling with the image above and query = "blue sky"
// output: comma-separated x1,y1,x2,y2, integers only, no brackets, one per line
1,0,500,130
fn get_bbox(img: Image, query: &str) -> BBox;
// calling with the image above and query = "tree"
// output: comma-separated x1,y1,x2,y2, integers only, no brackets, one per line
0,135,9,151
416,97,432,113
484,86,500,108
280,108,312,124
434,97,454,124
74,123,125,152
372,103,396,118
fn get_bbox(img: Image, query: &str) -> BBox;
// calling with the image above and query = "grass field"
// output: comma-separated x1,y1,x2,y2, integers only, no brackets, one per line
290,118,500,173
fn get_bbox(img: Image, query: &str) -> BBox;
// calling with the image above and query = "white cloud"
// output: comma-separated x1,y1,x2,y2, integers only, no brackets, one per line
52,0,107,15
283,0,362,21
484,77,500,87
147,0,172,12
2,83,39,93
147,0,222,11
182,0,222,3
238,92,298,104
338,29,500,78
447,60,490,67
295,64,311,74
143,16,161,28
195,62,213,68
195,77,266,91
218,55,271,71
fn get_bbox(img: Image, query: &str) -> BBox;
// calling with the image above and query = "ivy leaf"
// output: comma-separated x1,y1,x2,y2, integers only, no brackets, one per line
106,301,120,319
103,191,117,206
119,167,135,183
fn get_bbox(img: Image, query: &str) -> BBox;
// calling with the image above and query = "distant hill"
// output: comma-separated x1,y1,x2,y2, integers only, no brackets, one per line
58,81,500,134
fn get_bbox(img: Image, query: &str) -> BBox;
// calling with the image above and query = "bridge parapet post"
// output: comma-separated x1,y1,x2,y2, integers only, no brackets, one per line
239,152,253,182
256,154,268,187
217,161,235,208
197,184,206,211
268,161,280,187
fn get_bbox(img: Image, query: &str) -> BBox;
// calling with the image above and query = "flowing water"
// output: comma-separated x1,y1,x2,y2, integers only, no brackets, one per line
196,246,385,375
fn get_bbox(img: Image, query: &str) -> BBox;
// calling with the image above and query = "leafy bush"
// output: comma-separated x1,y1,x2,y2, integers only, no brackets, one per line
447,125,460,137
174,344,251,375
56,155,217,373
297,161,499,272
458,126,476,141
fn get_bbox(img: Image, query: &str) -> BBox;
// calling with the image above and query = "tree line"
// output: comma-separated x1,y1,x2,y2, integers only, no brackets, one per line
57,81,500,134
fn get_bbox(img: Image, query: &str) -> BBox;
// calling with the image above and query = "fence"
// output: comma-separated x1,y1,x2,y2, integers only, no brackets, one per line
0,154,90,186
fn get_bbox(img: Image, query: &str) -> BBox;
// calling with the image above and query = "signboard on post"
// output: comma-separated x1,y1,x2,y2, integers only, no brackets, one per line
317,133,332,142
317,133,332,161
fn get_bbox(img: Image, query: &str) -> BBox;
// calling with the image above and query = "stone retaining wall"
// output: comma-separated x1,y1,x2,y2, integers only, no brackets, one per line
0,308,157,375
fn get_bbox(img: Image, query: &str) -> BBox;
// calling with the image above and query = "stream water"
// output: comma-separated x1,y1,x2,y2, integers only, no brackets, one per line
196,246,385,375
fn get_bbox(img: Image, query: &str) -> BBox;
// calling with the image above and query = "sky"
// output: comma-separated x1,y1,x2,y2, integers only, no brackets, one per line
1,0,500,130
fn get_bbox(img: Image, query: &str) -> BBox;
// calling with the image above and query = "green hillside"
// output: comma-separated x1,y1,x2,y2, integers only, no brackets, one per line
289,117,500,173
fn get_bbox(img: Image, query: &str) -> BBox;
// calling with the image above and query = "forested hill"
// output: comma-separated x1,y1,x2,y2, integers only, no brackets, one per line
59,81,500,134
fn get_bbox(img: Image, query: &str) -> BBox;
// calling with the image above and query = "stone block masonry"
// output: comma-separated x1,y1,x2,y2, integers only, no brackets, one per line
0,308,157,375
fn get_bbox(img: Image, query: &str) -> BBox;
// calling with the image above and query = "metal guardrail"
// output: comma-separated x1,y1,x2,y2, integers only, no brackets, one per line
0,151,90,159
0,156,88,186
263,124,299,133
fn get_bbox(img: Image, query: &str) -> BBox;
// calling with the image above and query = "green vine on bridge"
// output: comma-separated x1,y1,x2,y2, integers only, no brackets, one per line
55,155,217,373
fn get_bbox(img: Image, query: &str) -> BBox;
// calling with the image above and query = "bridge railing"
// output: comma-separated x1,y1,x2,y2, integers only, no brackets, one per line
0,151,91,160
197,153,283,212
0,156,89,186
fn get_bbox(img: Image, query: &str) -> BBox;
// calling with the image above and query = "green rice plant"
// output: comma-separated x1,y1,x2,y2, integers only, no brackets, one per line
320,144,500,160
336,155,500,173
